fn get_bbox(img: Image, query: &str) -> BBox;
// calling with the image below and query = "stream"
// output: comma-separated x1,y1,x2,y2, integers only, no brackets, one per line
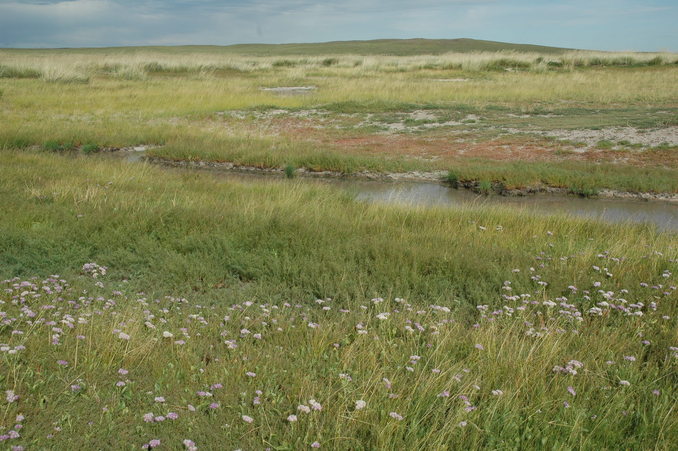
120,151,677,232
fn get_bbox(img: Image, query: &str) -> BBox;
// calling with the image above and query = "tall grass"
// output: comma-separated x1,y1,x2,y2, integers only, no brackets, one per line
147,135,678,193
1,44,676,449
1,49,676,80
0,150,676,449
1,48,676,193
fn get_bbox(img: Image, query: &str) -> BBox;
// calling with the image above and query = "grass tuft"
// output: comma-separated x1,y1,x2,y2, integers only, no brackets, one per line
445,170,459,188
284,163,296,178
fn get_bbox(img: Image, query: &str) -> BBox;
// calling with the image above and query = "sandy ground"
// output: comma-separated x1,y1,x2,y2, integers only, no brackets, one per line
220,109,677,147
216,108,677,168
518,126,678,147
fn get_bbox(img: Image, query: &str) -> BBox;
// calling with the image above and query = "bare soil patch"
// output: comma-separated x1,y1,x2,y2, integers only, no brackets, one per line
508,126,678,147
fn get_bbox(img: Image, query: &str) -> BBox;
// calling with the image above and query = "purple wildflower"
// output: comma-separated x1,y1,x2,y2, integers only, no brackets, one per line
389,411,403,421
5,390,19,403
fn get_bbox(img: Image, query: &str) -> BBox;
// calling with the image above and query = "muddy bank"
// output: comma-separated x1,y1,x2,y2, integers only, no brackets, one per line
142,155,678,202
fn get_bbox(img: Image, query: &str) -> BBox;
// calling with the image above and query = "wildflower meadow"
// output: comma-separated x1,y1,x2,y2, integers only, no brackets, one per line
1,153,676,449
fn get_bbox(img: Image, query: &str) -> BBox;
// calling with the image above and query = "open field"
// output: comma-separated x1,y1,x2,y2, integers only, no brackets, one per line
0,41,677,449
1,43,677,195
1,151,677,449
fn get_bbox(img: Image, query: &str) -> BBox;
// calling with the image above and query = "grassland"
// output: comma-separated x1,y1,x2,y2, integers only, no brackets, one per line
1,150,677,449
1,44,677,194
0,42,677,450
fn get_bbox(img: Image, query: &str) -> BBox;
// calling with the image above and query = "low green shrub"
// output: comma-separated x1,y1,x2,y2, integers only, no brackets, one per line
81,143,100,154
0,64,42,79
284,164,296,179
569,185,599,198
273,59,297,68
445,171,459,188
321,58,339,67
478,180,492,194
43,140,77,152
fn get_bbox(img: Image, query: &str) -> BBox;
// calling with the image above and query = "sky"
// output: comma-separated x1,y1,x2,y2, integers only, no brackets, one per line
0,0,676,51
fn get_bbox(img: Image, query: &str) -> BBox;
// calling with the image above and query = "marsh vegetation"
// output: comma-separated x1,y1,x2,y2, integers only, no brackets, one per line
0,41,676,449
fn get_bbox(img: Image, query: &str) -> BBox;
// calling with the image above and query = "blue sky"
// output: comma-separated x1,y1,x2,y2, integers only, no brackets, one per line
0,0,676,51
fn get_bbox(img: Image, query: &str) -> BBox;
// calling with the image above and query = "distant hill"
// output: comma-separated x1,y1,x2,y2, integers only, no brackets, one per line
3,39,572,56
216,38,572,56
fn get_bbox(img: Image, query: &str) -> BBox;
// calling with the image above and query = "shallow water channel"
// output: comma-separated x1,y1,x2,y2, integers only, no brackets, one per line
350,181,678,231
121,152,677,232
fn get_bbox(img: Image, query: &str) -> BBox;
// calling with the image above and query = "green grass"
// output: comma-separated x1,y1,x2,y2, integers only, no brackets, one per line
149,139,678,193
0,150,676,449
0,58,675,194
447,160,678,193
0,149,674,305
284,163,296,179
477,180,493,194
445,171,460,188
0,45,677,450
80,143,100,154
0,64,41,79
569,185,600,198
147,133,421,174
42,139,77,152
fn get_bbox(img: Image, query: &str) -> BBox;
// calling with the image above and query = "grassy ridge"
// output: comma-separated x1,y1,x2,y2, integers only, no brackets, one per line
0,150,676,449
220,38,572,56
1,38,571,56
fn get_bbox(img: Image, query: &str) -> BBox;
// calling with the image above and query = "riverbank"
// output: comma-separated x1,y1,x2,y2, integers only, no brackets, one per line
144,154,678,202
